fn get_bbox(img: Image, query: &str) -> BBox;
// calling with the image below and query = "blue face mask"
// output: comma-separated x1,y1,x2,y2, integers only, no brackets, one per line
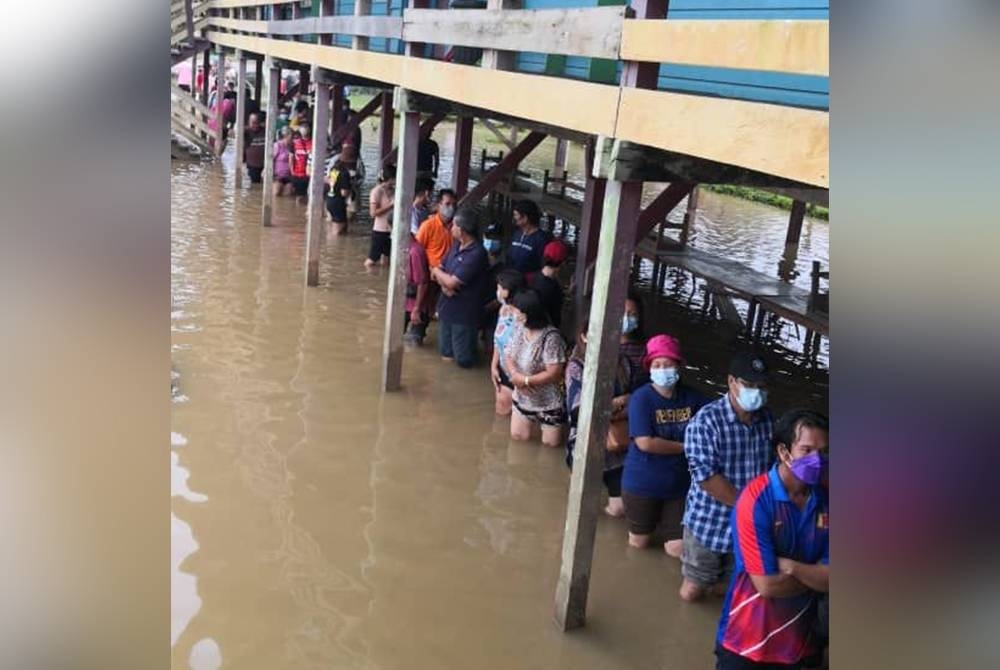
736,385,767,412
650,367,679,388
483,239,500,254
622,315,638,334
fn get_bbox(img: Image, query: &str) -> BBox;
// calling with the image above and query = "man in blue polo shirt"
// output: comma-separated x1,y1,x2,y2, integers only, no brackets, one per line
678,352,774,602
716,409,829,669
430,208,489,368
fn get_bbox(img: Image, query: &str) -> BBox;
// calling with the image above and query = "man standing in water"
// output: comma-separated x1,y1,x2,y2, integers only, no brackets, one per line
290,123,312,200
675,353,774,602
243,113,266,184
430,209,489,368
715,409,828,669
365,163,395,268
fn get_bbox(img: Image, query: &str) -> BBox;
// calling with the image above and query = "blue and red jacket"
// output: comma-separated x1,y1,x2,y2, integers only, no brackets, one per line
716,464,829,664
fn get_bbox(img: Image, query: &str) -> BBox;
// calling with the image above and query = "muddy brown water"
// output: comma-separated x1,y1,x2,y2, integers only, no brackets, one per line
172,125,827,667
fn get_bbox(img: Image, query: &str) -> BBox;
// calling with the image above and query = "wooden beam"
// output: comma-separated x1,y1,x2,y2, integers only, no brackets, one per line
480,117,516,150
458,131,546,207
214,48,225,155
615,88,829,187
234,51,248,187
452,116,474,199
785,199,807,246
209,15,403,39
620,19,829,77
305,74,330,286
633,182,694,247
402,7,626,60
554,178,642,631
261,60,280,226
379,90,394,172
201,48,211,104
382,111,445,167
353,0,371,50
329,93,381,150
573,137,605,309
680,185,698,248
382,92,421,391
253,57,263,102
769,186,828,208
553,138,568,179
481,0,520,71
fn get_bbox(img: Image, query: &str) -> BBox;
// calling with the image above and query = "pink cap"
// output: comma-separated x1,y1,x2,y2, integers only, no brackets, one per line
643,334,685,369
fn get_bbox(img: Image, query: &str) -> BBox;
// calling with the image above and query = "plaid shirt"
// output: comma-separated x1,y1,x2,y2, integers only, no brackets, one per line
683,394,773,553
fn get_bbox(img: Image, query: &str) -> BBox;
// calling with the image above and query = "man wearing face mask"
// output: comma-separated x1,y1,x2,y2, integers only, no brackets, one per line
416,188,457,322
676,352,774,602
715,409,829,670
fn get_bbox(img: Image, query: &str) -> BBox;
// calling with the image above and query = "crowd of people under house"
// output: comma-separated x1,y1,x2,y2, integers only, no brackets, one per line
207,77,831,670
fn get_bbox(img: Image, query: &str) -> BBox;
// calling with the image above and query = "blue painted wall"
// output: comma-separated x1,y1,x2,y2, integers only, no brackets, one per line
515,0,829,110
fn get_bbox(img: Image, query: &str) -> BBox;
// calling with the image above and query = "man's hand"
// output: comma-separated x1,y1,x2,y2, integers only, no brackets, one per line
778,557,796,575
410,309,423,325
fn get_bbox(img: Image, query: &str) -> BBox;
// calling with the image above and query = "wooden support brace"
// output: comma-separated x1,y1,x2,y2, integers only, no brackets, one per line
234,51,248,186
554,178,642,631
382,111,446,167
458,131,546,207
261,60,280,226
329,93,382,150
379,90,395,172
632,181,695,247
573,137,605,309
480,117,516,150
305,72,330,286
452,116,474,199
382,91,421,391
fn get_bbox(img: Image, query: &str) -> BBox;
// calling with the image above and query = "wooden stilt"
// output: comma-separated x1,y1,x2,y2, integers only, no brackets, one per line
573,138,606,312
214,48,226,156
681,185,699,248
382,89,421,391
201,48,211,105
779,199,806,280
452,116,474,199
305,72,330,286
553,138,568,179
234,51,248,187
554,178,642,631
190,54,198,99
331,83,344,136
261,60,280,227
254,58,263,107
379,90,395,172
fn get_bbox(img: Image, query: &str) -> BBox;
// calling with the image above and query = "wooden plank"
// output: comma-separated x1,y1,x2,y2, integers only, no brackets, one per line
353,0,371,51
615,88,829,187
261,60,280,226
554,178,642,631
234,51,248,187
402,7,625,60
171,99,211,138
633,181,693,246
382,94,421,392
458,131,545,207
479,118,516,150
620,19,829,77
769,186,828,207
305,73,331,286
208,15,403,39
171,82,213,117
482,0,520,71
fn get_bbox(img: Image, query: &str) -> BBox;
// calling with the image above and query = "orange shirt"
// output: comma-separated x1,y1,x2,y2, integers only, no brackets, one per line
415,213,453,268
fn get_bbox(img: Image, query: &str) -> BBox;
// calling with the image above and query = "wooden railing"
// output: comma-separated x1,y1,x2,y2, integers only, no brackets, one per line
170,81,214,153
199,2,829,187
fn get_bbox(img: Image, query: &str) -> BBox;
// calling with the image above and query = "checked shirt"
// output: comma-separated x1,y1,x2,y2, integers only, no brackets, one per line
682,394,773,553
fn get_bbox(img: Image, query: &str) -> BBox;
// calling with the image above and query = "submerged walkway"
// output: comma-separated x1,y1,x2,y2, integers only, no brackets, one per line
171,157,719,669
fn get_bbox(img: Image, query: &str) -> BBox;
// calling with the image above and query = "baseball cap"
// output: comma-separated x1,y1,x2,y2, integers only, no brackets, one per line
729,352,769,383
543,240,569,265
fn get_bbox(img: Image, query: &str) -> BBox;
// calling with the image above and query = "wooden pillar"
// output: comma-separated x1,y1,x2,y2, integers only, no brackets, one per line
482,0,520,70
253,58,263,105
353,0,371,50
331,83,345,136
573,137,606,311
553,138,569,179
555,177,643,631
785,199,807,248
382,89,421,391
234,51,248,187
261,60,280,227
452,116,474,199
190,54,198,99
200,48,211,104
379,90,394,172
304,73,331,286
214,49,226,156
299,67,310,102
680,184,698,248
403,0,430,58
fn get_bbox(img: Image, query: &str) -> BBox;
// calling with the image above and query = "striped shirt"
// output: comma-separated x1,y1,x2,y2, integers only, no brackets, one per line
682,394,773,553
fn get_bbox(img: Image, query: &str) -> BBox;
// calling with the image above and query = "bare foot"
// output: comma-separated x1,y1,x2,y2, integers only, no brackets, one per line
628,532,650,549
604,496,626,518
363,258,375,269
664,539,683,559
678,578,707,602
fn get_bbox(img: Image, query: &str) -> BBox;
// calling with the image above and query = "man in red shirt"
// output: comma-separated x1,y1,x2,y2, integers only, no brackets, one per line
290,124,312,199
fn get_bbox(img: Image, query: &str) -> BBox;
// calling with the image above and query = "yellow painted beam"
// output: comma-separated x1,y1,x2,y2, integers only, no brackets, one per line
615,87,828,187
207,31,620,137
620,19,828,76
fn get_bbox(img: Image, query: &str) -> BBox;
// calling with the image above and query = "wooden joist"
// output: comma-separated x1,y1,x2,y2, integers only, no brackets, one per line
208,15,403,39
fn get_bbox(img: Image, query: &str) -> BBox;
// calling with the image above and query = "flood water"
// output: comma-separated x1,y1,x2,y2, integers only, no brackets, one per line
171,121,828,667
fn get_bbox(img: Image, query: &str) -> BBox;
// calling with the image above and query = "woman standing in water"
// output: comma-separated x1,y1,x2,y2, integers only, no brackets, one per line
490,269,526,416
565,318,640,517
620,289,647,374
622,335,708,551
272,127,294,197
504,289,567,447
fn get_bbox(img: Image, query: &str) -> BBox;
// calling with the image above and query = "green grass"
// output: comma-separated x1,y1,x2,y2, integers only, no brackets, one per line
703,185,829,220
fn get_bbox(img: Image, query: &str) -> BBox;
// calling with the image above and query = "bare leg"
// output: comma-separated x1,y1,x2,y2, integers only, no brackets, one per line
495,385,513,416
664,539,683,558
510,407,533,441
628,532,651,549
540,423,563,448
604,497,626,518
272,182,283,197
331,222,347,236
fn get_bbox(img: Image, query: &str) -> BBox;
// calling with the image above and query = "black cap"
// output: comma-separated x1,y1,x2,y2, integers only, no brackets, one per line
729,352,769,383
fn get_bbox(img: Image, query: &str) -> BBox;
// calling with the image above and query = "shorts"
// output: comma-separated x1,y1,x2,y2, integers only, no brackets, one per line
291,176,309,196
368,231,392,262
603,467,623,497
681,526,734,588
276,175,292,185
326,195,348,223
512,399,567,427
715,644,801,670
622,491,684,537
247,166,263,183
